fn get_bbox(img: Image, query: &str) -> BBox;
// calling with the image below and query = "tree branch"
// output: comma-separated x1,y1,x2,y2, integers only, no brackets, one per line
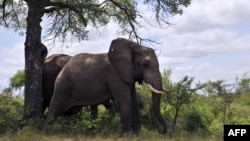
108,0,162,45
44,1,87,26
0,0,8,27
108,0,140,42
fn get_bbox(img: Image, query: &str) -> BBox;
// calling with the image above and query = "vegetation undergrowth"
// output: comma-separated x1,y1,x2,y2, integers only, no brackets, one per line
1,70,250,141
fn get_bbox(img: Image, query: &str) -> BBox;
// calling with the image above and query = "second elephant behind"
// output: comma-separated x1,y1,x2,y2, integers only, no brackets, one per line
42,54,113,118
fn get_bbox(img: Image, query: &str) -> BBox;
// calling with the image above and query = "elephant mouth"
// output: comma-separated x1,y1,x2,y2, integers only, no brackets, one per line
146,83,163,94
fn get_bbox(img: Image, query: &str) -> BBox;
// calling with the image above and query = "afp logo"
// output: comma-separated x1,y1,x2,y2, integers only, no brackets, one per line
224,125,250,141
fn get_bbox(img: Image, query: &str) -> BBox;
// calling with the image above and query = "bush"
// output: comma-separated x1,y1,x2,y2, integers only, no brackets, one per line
184,105,211,134
0,93,23,134
44,107,121,136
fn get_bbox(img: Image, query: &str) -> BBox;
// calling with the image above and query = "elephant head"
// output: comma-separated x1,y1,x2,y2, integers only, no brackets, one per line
108,38,167,134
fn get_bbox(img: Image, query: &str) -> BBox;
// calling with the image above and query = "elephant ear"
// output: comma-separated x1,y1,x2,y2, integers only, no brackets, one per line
108,38,141,84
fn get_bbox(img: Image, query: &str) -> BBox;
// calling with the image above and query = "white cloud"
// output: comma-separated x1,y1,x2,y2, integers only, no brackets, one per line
171,0,250,34
156,0,250,73
0,42,24,91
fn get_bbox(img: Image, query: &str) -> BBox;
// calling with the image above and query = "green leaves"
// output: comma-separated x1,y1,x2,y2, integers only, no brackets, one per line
0,0,27,34
143,0,191,26
42,0,140,42
1,0,191,43
0,93,23,134
165,75,201,108
9,69,25,91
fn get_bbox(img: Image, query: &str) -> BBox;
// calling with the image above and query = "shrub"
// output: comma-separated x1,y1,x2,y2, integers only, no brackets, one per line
184,106,211,134
0,93,23,134
44,107,121,136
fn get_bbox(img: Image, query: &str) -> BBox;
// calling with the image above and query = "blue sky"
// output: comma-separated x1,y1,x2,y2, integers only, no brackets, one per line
1,0,250,92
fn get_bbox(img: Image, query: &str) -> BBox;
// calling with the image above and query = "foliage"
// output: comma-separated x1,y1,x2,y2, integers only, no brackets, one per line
9,69,25,91
226,92,250,124
237,74,250,93
0,0,191,42
184,104,211,134
0,0,27,35
205,80,235,123
163,75,205,130
2,69,25,97
0,69,250,139
0,92,23,134
44,107,121,136
143,0,191,26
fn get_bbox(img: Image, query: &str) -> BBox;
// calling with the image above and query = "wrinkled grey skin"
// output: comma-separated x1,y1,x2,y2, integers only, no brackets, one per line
42,54,113,118
46,38,167,135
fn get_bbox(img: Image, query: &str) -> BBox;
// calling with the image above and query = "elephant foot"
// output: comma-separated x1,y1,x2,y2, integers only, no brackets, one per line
132,122,141,135
120,131,133,138
159,127,167,134
132,127,140,135
45,115,56,126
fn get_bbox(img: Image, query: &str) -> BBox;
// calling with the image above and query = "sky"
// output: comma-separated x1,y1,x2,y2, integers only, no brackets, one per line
1,0,250,92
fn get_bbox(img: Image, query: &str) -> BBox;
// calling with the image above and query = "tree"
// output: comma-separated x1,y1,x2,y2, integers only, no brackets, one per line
0,0,191,120
164,76,205,130
9,70,25,91
4,69,25,96
205,80,235,123
237,72,250,93
0,91,24,134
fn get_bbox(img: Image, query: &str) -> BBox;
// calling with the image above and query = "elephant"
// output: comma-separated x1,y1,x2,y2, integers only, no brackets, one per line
45,38,167,135
42,54,113,118
42,54,71,113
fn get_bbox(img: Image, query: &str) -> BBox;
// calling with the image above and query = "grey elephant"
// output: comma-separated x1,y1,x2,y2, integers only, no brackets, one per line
46,38,167,135
42,54,113,118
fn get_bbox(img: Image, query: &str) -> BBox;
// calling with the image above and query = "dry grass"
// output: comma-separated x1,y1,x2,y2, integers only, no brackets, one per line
0,124,222,141
0,130,222,141
0,135,222,141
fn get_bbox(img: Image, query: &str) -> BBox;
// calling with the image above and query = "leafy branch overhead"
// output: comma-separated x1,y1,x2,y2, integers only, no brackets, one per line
0,0,190,43
1,0,191,120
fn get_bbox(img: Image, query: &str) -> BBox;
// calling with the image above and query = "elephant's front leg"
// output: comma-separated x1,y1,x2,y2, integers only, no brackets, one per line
131,85,141,134
109,78,134,135
118,95,133,135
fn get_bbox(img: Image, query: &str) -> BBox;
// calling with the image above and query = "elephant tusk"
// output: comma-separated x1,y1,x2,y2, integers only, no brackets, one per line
163,87,172,93
146,83,163,94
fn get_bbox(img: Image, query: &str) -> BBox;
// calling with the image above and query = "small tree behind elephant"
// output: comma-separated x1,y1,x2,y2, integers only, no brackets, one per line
46,38,167,135
42,54,113,118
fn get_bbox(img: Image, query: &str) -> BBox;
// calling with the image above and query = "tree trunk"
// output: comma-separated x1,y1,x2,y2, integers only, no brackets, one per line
223,100,227,123
172,107,179,131
23,0,47,120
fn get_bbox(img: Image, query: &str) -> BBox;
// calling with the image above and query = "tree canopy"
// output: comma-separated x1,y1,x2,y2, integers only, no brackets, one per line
1,0,191,42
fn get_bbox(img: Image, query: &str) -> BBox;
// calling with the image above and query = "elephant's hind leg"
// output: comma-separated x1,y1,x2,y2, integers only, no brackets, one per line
45,114,56,125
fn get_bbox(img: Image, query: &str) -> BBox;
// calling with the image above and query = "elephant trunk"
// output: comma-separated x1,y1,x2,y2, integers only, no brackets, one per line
145,73,167,134
143,69,167,133
152,93,167,134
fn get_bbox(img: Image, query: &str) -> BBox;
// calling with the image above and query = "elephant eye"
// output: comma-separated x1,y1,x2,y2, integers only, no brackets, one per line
143,59,151,67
